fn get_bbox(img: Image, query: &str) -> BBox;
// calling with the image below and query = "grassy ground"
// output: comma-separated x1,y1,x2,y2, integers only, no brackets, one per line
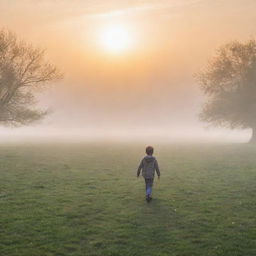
0,142,256,256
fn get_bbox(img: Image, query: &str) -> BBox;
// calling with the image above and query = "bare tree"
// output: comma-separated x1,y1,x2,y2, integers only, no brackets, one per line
198,39,256,143
0,29,62,126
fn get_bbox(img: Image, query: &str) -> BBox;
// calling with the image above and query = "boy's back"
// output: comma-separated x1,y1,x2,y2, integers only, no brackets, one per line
138,155,160,179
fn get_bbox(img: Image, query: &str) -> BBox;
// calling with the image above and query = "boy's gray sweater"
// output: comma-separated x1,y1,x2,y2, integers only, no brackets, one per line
137,155,160,179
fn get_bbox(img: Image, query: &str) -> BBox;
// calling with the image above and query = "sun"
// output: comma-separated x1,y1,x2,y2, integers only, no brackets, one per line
99,24,133,54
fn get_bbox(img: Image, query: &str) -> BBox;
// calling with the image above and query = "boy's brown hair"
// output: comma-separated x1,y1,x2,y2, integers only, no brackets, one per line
146,146,154,155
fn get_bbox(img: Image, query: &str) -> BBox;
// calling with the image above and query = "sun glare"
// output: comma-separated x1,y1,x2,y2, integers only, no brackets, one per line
99,24,133,54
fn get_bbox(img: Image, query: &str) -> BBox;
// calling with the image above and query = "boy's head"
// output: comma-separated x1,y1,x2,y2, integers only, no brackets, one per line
146,146,154,156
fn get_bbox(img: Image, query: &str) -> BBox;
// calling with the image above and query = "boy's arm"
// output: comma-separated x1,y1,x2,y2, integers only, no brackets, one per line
155,160,160,177
137,160,143,177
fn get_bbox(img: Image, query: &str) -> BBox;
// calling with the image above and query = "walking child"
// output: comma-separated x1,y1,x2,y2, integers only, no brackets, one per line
137,146,160,202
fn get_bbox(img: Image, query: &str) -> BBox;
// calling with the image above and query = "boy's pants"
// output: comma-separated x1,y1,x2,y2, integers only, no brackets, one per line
144,178,154,196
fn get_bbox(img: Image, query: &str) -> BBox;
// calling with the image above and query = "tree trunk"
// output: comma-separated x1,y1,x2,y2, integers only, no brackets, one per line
249,127,256,143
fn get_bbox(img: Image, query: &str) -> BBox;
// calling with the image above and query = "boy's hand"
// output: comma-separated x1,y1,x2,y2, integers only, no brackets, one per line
158,175,160,180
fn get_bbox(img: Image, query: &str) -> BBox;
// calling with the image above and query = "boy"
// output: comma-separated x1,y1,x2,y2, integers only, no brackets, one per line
137,146,160,202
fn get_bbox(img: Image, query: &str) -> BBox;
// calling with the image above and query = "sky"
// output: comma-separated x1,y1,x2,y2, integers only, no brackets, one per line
0,0,256,142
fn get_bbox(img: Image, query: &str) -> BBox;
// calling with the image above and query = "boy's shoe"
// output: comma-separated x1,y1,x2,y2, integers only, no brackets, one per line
146,195,152,203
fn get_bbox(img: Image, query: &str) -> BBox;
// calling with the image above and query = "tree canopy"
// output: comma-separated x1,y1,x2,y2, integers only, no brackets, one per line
198,39,256,142
0,29,61,126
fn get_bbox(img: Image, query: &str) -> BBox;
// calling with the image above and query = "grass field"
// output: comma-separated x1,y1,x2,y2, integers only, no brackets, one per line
0,142,256,256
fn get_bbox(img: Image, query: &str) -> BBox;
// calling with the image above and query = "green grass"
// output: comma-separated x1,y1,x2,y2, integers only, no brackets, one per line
0,142,256,256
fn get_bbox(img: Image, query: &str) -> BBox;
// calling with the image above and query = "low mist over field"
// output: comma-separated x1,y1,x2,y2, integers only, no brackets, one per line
1,0,256,142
